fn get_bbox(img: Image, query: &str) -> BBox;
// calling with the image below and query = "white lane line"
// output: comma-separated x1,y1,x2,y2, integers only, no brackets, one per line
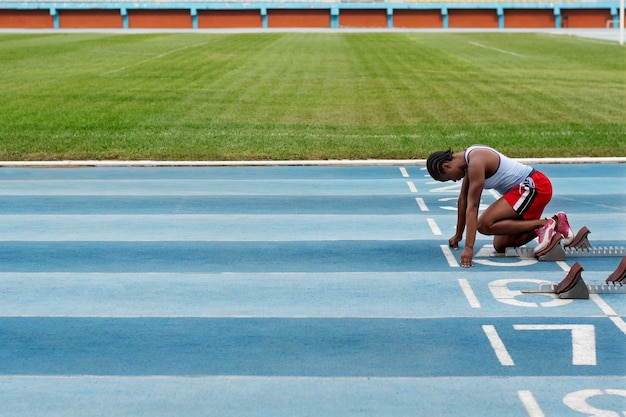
406,181,418,193
101,42,208,75
440,245,459,268
514,324,596,366
482,325,515,366
556,261,570,272
590,293,626,336
2,157,625,168
487,189,501,200
468,41,528,57
399,167,409,177
427,218,442,235
415,197,429,211
458,279,481,308
518,390,546,417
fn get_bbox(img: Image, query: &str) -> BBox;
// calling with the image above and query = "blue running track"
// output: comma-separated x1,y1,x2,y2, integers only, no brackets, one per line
0,163,625,416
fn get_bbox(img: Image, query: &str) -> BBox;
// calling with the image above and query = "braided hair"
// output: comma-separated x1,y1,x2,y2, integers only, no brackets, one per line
426,148,454,181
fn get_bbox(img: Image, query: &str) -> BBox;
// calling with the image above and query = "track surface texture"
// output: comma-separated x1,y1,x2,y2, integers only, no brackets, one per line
0,163,624,417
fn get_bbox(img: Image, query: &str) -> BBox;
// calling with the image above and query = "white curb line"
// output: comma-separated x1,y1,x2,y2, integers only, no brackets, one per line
0,158,624,167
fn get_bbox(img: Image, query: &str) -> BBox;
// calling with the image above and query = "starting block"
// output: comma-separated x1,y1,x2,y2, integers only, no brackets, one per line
606,256,626,284
505,232,565,261
522,256,626,298
503,226,626,261
554,262,588,299
565,226,591,249
535,232,566,261
505,232,566,261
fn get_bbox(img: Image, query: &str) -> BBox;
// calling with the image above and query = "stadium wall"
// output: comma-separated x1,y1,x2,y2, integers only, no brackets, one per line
0,1,620,29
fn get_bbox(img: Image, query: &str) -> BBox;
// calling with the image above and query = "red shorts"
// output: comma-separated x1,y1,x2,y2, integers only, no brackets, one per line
503,171,552,220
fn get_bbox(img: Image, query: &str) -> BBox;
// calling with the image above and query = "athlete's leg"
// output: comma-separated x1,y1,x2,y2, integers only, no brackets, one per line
477,198,547,252
492,230,538,253
480,171,554,252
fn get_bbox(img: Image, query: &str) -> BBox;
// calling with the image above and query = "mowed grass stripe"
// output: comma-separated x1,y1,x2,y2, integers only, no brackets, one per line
0,32,623,160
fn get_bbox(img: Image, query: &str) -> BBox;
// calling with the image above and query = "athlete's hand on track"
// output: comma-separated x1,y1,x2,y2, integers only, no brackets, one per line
461,247,474,268
448,235,462,250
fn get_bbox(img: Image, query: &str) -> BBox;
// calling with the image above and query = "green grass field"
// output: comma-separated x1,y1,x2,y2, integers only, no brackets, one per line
0,32,624,161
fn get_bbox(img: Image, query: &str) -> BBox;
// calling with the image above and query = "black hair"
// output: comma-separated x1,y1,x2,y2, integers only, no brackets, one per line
426,148,454,181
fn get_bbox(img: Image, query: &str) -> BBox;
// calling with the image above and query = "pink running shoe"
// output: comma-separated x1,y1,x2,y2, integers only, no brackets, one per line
555,212,575,246
534,218,557,254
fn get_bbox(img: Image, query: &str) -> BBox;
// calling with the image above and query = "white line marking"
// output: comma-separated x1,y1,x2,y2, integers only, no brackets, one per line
590,293,626,336
514,324,597,366
468,41,528,57
556,261,570,272
518,390,546,417
399,167,409,177
406,181,417,193
1,157,624,168
427,218,442,235
415,197,429,211
475,244,495,257
440,245,459,268
487,189,501,200
101,42,207,75
589,293,618,316
482,325,515,366
458,279,481,308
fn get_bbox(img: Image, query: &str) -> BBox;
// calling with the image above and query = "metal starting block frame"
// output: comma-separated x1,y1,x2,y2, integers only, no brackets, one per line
505,245,626,261
531,282,626,295
501,226,626,261
522,256,626,299
522,280,626,300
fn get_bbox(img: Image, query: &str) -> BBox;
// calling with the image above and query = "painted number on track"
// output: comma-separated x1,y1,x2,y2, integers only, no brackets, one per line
489,279,571,308
520,389,626,417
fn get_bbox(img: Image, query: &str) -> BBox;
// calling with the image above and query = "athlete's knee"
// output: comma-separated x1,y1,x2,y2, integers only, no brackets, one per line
493,235,516,253
492,239,509,253
494,232,535,253
477,217,495,235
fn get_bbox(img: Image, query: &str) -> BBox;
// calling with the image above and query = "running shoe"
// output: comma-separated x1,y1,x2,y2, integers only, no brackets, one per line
555,211,575,246
534,218,557,254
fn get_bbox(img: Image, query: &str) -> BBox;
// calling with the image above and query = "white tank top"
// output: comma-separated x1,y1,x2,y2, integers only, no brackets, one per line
464,145,533,195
